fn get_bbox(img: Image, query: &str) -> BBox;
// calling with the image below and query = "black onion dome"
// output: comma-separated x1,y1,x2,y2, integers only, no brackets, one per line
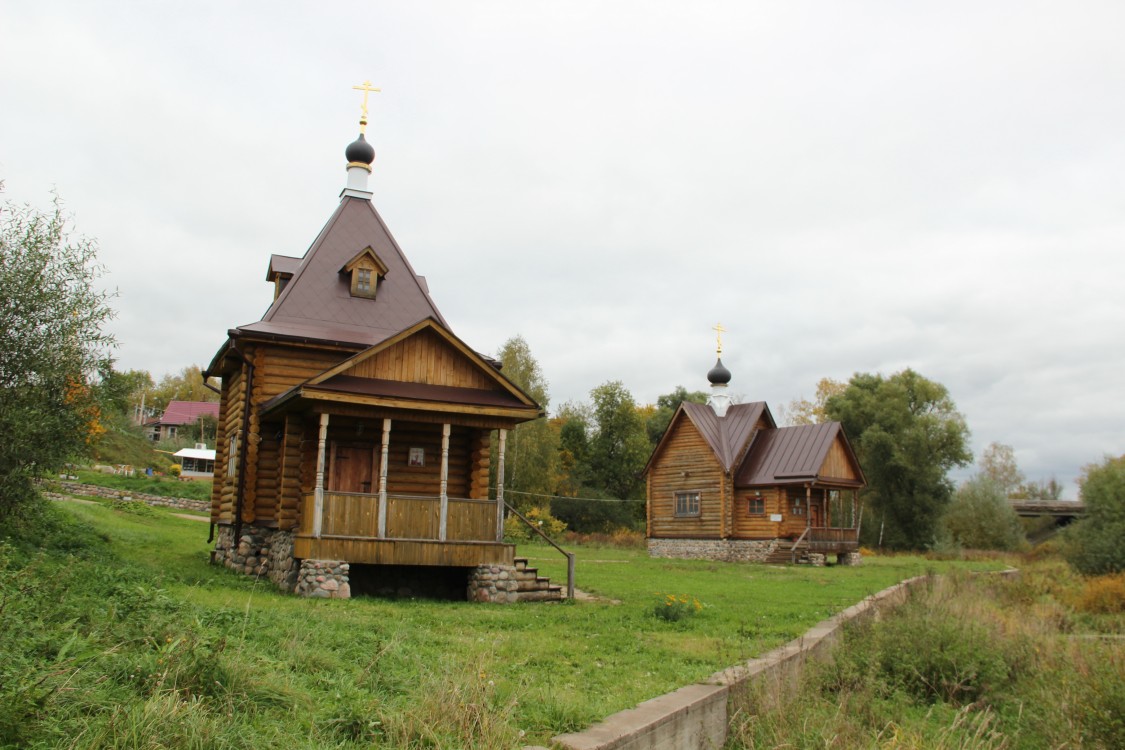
707,358,732,385
345,133,375,165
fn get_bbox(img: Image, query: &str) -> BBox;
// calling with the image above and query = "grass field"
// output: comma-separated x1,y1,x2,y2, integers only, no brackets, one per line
2,496,1007,748
728,563,1125,749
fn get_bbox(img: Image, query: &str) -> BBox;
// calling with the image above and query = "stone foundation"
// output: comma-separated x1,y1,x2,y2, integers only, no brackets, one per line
837,551,863,566
211,524,298,591
468,564,521,603
806,552,827,567
295,560,351,599
647,537,778,563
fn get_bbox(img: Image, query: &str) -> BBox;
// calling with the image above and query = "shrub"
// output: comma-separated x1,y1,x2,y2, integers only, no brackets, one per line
939,476,1027,551
1064,454,1125,575
503,506,566,541
550,496,640,533
1076,574,1125,614
168,464,182,477
651,593,703,622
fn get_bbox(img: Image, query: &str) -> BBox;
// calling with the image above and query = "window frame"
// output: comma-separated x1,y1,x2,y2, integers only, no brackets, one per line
748,496,765,515
674,490,701,518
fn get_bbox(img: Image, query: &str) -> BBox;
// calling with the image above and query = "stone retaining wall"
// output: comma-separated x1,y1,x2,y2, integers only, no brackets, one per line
46,481,209,513
211,524,298,591
647,538,777,563
468,564,522,602
295,560,351,598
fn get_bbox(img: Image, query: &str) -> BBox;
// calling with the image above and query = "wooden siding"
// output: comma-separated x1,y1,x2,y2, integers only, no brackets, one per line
293,537,514,567
820,437,860,482
256,345,350,401
731,488,783,539
340,328,497,390
647,416,726,539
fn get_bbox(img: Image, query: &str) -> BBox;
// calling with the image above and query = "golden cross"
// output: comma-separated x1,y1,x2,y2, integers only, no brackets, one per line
713,322,726,355
352,80,381,133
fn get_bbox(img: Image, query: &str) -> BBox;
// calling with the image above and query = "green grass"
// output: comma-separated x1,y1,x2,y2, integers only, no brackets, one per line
2,497,1005,748
726,563,1125,749
63,469,213,503
88,421,175,472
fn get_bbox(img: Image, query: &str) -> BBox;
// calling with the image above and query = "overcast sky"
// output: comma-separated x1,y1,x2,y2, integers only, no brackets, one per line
3,2,1123,497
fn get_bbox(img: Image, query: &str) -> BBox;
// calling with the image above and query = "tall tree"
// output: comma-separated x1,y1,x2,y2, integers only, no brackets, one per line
1023,477,1063,503
0,191,116,516
494,336,557,504
645,386,709,445
148,365,219,412
978,442,1024,497
1064,454,1125,575
553,401,592,497
781,377,846,426
826,369,972,550
939,476,1026,551
587,380,650,500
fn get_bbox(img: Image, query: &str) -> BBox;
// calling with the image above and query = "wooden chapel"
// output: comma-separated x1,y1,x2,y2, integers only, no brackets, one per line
203,92,560,601
644,334,867,565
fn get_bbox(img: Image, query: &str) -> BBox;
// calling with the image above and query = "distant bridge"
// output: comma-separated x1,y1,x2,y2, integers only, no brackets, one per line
1009,501,1086,520
1010,501,1086,544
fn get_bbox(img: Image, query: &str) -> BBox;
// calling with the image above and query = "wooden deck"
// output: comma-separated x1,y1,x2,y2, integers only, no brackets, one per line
293,535,514,567
295,491,510,567
806,527,859,553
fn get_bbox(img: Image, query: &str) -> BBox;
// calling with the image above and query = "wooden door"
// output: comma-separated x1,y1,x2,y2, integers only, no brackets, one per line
330,441,375,494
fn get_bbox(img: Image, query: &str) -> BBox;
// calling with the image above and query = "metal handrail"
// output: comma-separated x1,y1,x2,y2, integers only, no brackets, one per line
791,526,810,564
504,502,575,600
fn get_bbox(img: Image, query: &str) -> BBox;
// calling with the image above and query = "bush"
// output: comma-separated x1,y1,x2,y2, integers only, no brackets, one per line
939,476,1027,551
1076,574,1125,614
549,497,641,534
1064,454,1125,575
503,506,566,541
651,593,703,622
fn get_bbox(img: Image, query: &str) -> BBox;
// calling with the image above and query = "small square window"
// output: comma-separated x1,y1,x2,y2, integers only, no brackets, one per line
748,497,765,514
357,267,372,292
674,491,700,517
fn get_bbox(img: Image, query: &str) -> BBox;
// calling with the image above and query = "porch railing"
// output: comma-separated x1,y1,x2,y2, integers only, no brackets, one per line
299,491,498,543
806,526,859,551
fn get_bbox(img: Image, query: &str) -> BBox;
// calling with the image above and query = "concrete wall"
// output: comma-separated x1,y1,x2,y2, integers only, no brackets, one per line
545,573,945,750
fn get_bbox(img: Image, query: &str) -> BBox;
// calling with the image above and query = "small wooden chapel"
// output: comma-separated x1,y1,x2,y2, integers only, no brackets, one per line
203,86,560,601
644,330,867,565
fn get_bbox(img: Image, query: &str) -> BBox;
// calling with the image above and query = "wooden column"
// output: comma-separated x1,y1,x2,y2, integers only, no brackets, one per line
495,429,507,542
806,484,812,529
313,413,329,538
377,418,391,538
438,423,451,541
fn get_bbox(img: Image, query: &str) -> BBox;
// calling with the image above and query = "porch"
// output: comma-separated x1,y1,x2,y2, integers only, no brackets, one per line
294,490,514,567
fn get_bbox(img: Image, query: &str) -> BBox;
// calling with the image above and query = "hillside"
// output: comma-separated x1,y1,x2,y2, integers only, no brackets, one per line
2,497,1007,748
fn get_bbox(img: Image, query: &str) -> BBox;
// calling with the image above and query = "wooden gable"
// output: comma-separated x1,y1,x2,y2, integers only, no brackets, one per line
817,430,864,484
647,410,727,539
309,318,534,401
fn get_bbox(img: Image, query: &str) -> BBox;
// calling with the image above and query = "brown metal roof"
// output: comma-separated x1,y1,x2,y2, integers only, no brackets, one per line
266,254,301,281
678,401,771,473
735,421,863,487
237,196,448,345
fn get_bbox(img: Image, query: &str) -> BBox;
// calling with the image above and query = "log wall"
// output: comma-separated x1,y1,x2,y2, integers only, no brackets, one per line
647,417,726,539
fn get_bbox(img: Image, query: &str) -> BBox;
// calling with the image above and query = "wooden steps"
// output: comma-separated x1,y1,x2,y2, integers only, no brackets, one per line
763,541,809,565
513,557,564,602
